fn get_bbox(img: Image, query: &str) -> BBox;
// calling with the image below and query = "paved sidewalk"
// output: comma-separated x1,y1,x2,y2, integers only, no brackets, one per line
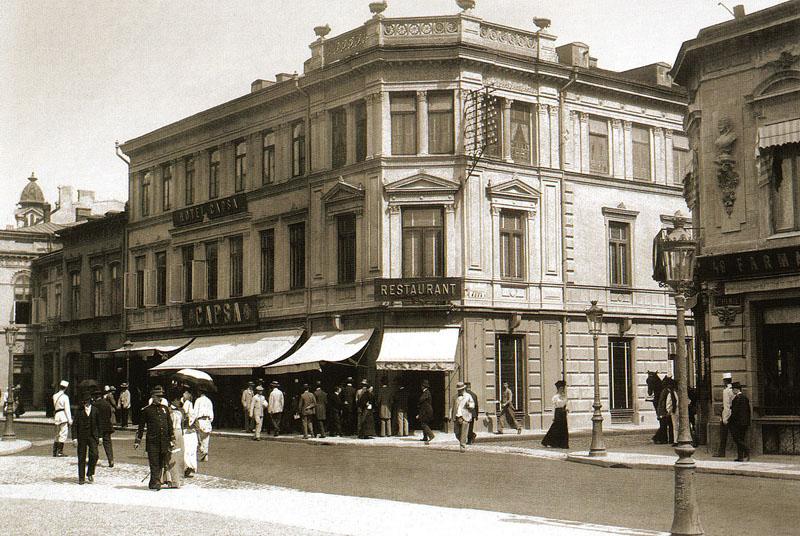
0,439,31,456
0,456,666,536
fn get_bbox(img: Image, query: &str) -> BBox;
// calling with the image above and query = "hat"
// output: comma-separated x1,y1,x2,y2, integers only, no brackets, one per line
255,385,264,391
109,386,116,391
456,381,466,390
732,382,742,390
555,380,566,389
316,380,322,386
346,376,353,382
104,385,111,392
303,383,309,389
150,385,164,396
120,382,128,388
723,372,732,380
465,381,472,387
248,381,255,386
421,379,430,388
59,380,69,388
360,379,368,386
270,381,279,387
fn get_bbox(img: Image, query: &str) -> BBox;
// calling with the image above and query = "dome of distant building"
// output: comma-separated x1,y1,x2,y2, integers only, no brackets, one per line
19,173,45,205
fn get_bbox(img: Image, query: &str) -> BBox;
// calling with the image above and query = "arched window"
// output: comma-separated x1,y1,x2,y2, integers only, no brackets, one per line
13,273,31,324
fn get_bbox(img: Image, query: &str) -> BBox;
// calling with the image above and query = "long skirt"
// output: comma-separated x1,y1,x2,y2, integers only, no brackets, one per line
542,407,569,449
183,429,198,472
163,432,185,488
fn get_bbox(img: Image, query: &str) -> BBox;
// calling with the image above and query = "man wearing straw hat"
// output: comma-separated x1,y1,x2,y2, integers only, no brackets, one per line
134,385,175,490
452,381,475,453
52,380,72,457
714,372,734,457
194,387,214,461
117,382,131,428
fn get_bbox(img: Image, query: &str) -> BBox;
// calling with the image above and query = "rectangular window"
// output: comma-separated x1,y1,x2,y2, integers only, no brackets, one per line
208,149,220,199
589,117,610,175
355,101,367,162
110,263,122,314
13,275,31,324
608,338,633,410
495,335,526,416
609,221,631,287
162,164,172,211
205,242,218,300
140,171,151,217
135,255,146,308
155,251,167,306
391,94,417,155
672,134,690,185
500,211,525,279
70,271,80,318
185,157,195,205
182,246,194,302
235,141,247,192
92,267,104,317
289,222,306,290
292,122,306,177
761,323,800,416
229,235,244,297
337,214,356,284
510,102,532,164
770,144,800,233
428,91,454,155
260,229,275,294
632,125,651,180
262,131,275,185
402,207,443,278
331,108,347,169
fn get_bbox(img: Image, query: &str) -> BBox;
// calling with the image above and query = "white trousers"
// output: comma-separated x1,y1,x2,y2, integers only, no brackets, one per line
198,430,211,459
55,422,69,443
183,430,198,471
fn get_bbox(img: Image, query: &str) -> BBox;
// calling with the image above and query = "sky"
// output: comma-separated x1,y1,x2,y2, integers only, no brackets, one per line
0,0,787,226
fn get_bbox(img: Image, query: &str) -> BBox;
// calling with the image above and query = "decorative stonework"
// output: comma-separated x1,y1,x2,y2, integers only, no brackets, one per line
383,20,458,37
484,79,536,94
712,306,739,326
762,50,800,71
326,30,366,60
713,117,739,216
479,25,535,50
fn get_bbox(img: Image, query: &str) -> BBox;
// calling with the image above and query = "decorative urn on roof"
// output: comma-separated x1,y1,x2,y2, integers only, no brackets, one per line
456,0,476,12
369,1,387,18
314,24,331,40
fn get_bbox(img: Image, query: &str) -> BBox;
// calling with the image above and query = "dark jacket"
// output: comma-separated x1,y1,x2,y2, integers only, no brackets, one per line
72,404,101,441
358,389,374,411
136,402,175,453
466,388,479,419
328,391,342,414
342,385,356,410
729,393,751,429
93,397,115,434
417,389,433,424
314,389,328,420
394,387,409,413
299,391,316,416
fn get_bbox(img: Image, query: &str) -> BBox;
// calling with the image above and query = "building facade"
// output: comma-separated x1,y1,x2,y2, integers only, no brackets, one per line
673,0,800,454
119,4,690,431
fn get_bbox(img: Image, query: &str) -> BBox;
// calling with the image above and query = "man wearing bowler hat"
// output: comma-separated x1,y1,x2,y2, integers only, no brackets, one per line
134,385,175,490
342,377,356,436
416,379,435,444
72,390,101,484
117,382,131,428
714,372,734,457
729,382,751,462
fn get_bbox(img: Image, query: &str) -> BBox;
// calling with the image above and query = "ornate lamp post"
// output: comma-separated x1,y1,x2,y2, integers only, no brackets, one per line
654,218,703,536
2,325,19,440
585,300,606,457
123,339,133,385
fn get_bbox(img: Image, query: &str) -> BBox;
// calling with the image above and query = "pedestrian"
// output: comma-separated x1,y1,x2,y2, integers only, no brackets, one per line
104,386,117,426
452,381,475,453
194,388,214,462
328,385,343,436
181,389,197,478
241,381,255,433
496,381,522,434
52,380,72,457
299,384,316,439
714,372,734,457
314,382,328,438
657,377,678,445
542,380,569,449
376,378,392,437
268,380,284,437
688,386,698,447
464,381,479,444
416,379,435,444
394,381,409,437
12,385,24,417
355,379,367,438
117,382,131,428
92,389,115,467
342,377,356,436
729,382,751,462
134,385,175,491
250,385,267,440
358,383,375,439
71,390,101,485
164,391,186,488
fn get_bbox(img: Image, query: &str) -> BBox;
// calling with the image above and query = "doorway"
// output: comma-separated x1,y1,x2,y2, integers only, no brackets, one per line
496,335,526,420
608,338,633,417
761,323,800,415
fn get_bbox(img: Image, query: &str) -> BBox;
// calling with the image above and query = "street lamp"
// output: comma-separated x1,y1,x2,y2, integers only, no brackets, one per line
585,300,606,457
654,217,703,536
3,325,19,441
123,339,133,385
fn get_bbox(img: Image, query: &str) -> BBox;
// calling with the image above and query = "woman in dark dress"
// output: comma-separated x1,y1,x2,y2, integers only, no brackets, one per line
542,380,569,448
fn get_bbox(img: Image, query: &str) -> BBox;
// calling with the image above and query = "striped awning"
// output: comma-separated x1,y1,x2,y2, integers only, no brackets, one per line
758,118,800,149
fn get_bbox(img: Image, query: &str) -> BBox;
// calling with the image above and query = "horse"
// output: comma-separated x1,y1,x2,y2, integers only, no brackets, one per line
646,371,663,413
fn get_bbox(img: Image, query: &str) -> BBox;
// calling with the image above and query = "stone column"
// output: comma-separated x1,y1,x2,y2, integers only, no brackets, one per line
445,204,458,276
380,91,391,157
346,104,357,166
579,113,590,174
526,209,537,282
665,129,675,185
623,121,633,181
365,93,377,159
354,211,364,282
538,104,550,168
654,127,666,184
491,206,501,280
572,111,581,171
388,205,402,278
549,105,560,168
502,98,513,162
416,90,429,155
612,119,624,179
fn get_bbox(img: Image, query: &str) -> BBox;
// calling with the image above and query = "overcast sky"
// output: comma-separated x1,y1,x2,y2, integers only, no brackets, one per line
0,0,785,226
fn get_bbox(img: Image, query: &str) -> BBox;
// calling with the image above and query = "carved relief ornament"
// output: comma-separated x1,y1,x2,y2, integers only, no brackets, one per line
714,117,739,216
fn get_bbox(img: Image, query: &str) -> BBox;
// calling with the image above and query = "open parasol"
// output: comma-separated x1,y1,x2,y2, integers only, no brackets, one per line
174,368,216,392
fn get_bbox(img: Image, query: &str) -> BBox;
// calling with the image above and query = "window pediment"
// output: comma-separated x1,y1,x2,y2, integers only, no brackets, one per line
323,179,365,216
385,172,460,206
751,70,800,102
487,177,540,213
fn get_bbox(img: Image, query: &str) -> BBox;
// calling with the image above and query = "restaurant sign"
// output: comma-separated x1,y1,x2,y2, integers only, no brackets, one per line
172,193,248,228
374,278,462,303
182,296,259,331
696,244,800,281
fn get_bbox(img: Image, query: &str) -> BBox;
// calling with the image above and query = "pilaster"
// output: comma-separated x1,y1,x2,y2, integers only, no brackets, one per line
416,90,429,155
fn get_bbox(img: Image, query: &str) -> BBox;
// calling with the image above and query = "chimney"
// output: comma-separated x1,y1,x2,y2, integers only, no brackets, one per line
733,4,746,18
251,79,274,93
588,56,598,69
556,42,590,68
275,73,295,83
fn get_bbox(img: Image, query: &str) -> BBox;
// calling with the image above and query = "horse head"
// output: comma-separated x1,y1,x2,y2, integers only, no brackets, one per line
646,371,662,396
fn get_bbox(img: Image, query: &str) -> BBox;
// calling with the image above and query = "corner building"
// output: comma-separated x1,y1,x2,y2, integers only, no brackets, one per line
120,5,690,432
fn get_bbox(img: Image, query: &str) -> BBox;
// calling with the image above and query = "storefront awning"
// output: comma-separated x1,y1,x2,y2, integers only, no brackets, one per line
263,329,374,375
758,118,800,149
150,329,303,375
376,327,459,371
95,338,195,358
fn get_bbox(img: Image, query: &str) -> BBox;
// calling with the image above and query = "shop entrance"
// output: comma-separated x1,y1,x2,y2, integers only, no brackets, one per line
381,370,446,431
762,323,800,415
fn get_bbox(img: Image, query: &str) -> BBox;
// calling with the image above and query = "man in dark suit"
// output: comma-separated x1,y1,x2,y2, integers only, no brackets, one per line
465,381,479,444
72,391,101,485
342,377,356,436
93,390,115,467
416,379,435,444
328,385,343,436
134,385,175,490
728,382,751,462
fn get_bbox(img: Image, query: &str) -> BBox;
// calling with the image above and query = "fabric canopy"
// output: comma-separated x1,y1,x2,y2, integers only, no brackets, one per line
97,338,195,357
263,329,373,375
758,119,800,149
150,329,302,375
376,327,459,371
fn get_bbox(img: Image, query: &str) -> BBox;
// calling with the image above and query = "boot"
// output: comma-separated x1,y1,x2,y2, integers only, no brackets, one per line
52,442,58,457
56,442,66,457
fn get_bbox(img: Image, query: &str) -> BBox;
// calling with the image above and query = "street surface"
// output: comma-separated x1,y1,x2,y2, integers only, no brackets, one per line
7,424,799,535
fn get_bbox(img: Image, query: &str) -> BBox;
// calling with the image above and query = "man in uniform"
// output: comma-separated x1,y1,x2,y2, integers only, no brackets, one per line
134,385,174,490
92,389,115,467
72,390,101,484
241,381,255,433
194,387,214,461
52,380,72,457
464,381,479,444
342,377,356,436
714,372,734,457
267,380,284,437
117,382,131,428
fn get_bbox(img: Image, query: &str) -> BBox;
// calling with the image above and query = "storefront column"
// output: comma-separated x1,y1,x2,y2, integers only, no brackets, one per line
416,90,429,156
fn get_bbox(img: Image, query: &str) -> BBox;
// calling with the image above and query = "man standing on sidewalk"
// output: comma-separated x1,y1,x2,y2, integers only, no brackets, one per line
729,382,751,462
92,389,115,467
241,381,255,433
299,384,316,439
194,388,214,461
328,385,343,436
342,377,356,436
465,382,479,444
117,383,131,428
714,373,734,457
250,385,267,441
314,382,327,438
452,382,475,453
268,381,284,437
72,391,101,485
134,385,175,490
416,379,435,444
52,380,72,457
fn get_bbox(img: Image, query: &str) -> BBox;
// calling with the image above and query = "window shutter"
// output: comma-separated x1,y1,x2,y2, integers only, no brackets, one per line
144,270,157,307
169,264,183,303
124,272,137,309
192,261,207,301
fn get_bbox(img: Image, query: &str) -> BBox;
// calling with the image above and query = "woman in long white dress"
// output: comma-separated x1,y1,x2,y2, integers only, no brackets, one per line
164,393,186,488
182,390,198,478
